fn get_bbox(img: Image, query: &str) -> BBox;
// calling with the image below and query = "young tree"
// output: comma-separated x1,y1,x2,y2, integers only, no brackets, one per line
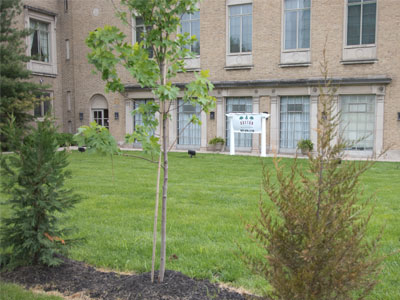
0,0,45,150
242,52,385,299
1,117,81,267
86,0,215,282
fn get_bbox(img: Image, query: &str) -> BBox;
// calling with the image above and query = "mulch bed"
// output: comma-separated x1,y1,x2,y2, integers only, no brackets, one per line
0,256,264,300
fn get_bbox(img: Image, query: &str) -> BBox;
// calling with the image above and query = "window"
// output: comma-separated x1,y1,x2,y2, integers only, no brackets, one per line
93,109,109,129
340,95,375,150
66,39,70,60
64,0,68,13
181,11,200,55
34,93,52,118
133,99,155,137
226,98,253,148
67,91,71,111
284,0,310,50
229,4,252,53
30,19,50,62
279,96,310,151
177,100,201,146
134,17,153,58
25,8,57,74
347,0,376,46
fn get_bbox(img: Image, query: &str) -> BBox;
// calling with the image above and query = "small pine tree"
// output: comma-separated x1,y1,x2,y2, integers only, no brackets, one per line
1,117,81,267
242,52,384,300
0,0,45,150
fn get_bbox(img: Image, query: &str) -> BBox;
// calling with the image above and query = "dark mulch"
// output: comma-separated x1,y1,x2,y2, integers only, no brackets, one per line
0,256,263,300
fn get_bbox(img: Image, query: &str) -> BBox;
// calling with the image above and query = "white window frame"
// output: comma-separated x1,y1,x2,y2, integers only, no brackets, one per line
339,94,376,152
180,5,201,71
177,100,201,147
92,109,109,129
225,97,253,150
342,0,378,63
131,15,154,58
25,9,57,75
280,0,311,67
283,0,311,51
180,12,200,56
34,92,53,120
225,0,253,69
279,96,311,153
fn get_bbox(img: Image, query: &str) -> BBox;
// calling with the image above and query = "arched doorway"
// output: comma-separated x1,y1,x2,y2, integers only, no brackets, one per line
89,94,109,129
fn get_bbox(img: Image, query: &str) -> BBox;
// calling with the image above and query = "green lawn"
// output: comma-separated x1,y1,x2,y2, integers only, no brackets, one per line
1,151,399,299
0,282,63,300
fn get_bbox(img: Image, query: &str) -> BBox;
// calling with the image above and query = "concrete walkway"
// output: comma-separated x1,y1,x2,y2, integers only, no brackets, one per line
65,146,400,162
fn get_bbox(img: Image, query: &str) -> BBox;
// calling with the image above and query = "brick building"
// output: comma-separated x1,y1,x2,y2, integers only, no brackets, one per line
19,0,400,160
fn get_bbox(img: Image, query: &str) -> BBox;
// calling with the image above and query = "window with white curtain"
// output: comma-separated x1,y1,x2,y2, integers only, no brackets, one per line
181,11,200,55
177,100,201,146
133,99,154,132
226,98,253,148
26,9,57,75
30,19,50,62
284,0,311,50
279,96,310,150
229,4,252,53
340,95,375,150
347,0,376,46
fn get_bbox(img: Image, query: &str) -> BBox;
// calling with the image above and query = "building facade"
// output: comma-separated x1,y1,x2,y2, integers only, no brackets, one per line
19,0,400,160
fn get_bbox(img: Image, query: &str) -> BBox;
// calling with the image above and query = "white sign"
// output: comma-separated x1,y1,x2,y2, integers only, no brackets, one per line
232,114,263,133
226,113,270,157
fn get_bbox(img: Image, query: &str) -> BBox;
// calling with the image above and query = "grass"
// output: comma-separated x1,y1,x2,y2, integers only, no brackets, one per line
1,151,399,299
0,282,63,300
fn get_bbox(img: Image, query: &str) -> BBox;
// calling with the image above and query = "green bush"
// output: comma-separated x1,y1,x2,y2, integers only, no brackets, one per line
297,139,313,151
56,133,77,147
209,137,225,145
1,117,81,267
242,57,384,300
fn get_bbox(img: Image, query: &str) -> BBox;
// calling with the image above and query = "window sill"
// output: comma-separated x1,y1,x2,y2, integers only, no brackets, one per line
32,71,57,78
340,59,378,65
29,60,57,76
279,62,311,68
342,45,376,62
226,53,253,69
184,57,200,71
281,49,310,65
224,65,254,70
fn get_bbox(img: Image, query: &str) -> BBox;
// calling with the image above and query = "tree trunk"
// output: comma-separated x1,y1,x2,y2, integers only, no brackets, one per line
158,110,168,282
158,61,168,283
151,151,162,283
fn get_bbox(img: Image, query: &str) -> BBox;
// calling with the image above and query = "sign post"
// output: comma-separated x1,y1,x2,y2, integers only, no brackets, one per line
226,113,270,157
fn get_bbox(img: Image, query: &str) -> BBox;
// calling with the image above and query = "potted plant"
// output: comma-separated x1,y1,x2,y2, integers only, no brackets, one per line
209,137,225,152
297,139,313,155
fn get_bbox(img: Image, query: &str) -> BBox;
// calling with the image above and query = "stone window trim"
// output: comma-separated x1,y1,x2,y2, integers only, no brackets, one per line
225,0,253,69
342,0,378,64
280,0,312,66
24,7,57,76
